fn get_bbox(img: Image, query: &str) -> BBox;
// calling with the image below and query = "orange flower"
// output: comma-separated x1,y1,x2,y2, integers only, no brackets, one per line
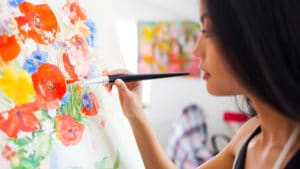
14,2,59,44
0,29,21,63
32,63,66,110
0,102,40,138
55,115,84,146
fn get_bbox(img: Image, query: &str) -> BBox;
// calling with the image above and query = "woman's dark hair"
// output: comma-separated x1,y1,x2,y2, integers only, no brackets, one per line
204,0,300,120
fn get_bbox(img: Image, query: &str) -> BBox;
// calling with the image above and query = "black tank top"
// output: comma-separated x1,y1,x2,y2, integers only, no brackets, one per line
234,126,300,169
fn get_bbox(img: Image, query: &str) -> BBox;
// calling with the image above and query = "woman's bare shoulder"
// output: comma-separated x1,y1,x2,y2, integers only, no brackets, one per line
229,116,260,155
197,117,260,169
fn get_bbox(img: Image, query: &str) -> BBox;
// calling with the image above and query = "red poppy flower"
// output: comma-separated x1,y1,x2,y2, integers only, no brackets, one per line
0,102,40,138
14,1,59,44
55,115,84,146
81,92,99,116
63,0,87,25
32,63,66,109
0,29,21,62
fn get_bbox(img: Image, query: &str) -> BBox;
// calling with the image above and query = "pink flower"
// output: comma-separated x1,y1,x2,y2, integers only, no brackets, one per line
63,35,90,79
63,0,87,25
55,115,84,146
2,144,16,160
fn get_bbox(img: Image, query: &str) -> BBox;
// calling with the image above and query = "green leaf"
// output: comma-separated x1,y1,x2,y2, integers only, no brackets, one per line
58,85,83,122
14,137,31,147
11,158,38,169
94,157,109,169
34,133,52,160
113,151,120,169
34,110,49,122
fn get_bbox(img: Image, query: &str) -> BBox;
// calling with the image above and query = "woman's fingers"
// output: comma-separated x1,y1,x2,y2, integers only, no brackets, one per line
114,79,131,97
102,69,130,92
102,69,140,93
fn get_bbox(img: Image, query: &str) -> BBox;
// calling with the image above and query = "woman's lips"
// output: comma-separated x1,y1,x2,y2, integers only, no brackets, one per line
203,71,211,80
199,66,210,80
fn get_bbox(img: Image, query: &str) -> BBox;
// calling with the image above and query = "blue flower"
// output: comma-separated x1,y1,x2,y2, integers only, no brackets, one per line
85,20,96,47
23,50,48,74
8,0,24,7
32,50,47,62
61,91,70,105
23,58,37,74
82,93,93,110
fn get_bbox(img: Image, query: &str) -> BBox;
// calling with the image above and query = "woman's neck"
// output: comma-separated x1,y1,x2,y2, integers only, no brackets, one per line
250,96,298,144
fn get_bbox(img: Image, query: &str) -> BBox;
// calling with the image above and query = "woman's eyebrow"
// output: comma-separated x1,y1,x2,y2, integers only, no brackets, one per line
200,13,209,23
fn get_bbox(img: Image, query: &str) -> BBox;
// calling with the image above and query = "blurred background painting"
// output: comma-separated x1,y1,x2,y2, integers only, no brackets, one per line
138,21,200,77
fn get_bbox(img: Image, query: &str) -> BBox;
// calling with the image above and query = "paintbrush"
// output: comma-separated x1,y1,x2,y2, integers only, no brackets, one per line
67,72,190,85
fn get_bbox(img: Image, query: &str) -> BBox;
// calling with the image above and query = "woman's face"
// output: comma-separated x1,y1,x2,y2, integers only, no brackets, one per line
194,0,244,96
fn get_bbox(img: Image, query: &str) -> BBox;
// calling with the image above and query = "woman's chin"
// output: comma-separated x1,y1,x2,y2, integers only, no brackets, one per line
206,84,240,96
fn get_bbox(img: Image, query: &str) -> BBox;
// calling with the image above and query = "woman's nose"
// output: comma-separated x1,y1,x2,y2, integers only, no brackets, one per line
192,35,205,59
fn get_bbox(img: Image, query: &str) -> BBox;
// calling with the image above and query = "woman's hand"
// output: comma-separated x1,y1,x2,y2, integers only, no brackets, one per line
104,69,145,120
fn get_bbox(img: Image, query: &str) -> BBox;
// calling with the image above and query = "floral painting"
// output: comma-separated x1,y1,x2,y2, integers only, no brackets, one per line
0,0,120,168
138,21,201,77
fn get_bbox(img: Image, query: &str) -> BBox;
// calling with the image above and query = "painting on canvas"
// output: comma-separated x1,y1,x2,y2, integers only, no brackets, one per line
138,21,200,77
0,0,122,168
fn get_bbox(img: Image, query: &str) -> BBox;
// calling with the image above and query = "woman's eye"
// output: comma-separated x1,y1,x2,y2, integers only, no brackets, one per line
201,29,214,37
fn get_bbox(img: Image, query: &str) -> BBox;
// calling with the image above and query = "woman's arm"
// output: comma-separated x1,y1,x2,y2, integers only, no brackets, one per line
128,113,178,169
114,77,177,169
197,141,234,169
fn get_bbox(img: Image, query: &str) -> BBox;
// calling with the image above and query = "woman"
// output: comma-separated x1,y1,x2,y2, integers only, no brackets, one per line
107,0,300,168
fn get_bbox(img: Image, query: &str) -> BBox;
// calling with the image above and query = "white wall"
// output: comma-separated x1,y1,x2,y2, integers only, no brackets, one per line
113,0,240,151
75,1,145,168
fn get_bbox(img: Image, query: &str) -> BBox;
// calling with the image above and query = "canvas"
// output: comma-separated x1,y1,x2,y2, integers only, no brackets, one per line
0,0,144,169
138,21,200,77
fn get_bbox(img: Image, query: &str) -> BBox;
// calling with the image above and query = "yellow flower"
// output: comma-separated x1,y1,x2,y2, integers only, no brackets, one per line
0,65,35,105
143,26,153,41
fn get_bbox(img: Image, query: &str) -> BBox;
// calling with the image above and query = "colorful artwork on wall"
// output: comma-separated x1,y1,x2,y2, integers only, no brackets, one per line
138,21,200,77
0,0,119,168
